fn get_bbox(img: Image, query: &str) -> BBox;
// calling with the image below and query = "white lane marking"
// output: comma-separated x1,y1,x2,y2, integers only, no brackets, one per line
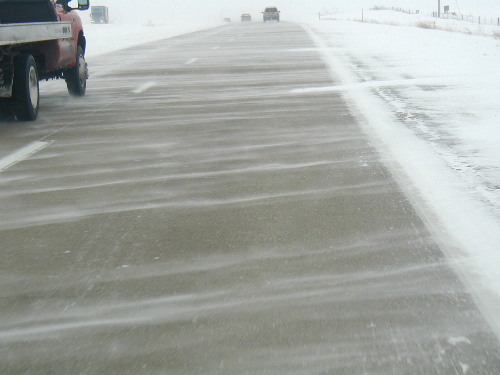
0,141,51,173
212,46,220,50
132,81,156,94
185,58,199,65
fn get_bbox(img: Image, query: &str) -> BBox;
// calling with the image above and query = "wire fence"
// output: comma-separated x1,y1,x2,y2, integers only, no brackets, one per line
373,6,500,26
438,13,500,26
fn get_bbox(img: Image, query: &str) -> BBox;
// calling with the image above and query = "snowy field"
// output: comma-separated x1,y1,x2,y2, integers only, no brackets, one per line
81,8,500,334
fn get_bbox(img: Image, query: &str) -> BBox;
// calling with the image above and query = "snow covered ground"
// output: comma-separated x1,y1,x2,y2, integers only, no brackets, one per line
81,9,499,334
83,21,222,58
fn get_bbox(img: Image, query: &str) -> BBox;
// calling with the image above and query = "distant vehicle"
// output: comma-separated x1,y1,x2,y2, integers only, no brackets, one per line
90,5,108,23
223,17,231,23
262,6,279,22
241,14,251,22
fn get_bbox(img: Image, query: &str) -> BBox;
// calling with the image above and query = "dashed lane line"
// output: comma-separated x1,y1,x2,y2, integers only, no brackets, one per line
185,58,199,65
132,81,157,94
0,141,52,173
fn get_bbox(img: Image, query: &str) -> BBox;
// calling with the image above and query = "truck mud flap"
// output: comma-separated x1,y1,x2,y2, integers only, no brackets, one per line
0,61,14,98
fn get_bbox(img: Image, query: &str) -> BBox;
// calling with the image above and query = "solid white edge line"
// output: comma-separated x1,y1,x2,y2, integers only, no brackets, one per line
0,141,51,173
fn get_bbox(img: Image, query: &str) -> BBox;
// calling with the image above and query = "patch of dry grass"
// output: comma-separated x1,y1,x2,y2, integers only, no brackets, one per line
416,21,435,29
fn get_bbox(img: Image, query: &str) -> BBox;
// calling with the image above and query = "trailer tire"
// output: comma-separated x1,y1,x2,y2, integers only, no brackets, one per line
12,54,39,121
66,46,87,96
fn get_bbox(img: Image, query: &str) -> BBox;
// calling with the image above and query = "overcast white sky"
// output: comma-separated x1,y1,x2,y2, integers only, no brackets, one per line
85,0,500,25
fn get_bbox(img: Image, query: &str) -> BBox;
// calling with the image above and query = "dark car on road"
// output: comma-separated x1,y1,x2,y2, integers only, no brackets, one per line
262,6,280,22
241,13,251,22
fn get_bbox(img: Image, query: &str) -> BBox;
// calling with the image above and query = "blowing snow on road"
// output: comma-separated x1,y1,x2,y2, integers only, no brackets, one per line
1,1,499,374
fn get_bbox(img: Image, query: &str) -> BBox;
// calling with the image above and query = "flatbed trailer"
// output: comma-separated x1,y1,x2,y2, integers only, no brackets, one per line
0,21,73,46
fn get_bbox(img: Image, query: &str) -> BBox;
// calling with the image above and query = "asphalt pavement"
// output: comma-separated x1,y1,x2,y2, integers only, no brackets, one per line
0,22,499,374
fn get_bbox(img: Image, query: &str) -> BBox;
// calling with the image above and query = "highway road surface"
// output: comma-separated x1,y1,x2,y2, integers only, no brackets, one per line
1,22,499,374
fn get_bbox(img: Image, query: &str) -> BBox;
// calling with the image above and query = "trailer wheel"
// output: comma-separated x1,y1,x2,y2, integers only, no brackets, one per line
66,46,87,96
12,54,39,121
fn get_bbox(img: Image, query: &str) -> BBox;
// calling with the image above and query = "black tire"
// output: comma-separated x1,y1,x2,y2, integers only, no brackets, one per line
12,54,39,121
66,46,87,96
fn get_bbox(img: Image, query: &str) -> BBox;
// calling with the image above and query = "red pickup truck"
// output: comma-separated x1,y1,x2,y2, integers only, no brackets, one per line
0,0,90,121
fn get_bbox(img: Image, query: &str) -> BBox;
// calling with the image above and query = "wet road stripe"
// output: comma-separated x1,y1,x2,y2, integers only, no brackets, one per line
0,141,51,173
290,77,459,95
132,81,156,94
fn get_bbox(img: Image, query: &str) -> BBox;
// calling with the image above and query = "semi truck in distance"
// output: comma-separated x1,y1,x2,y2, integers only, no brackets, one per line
90,5,108,23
